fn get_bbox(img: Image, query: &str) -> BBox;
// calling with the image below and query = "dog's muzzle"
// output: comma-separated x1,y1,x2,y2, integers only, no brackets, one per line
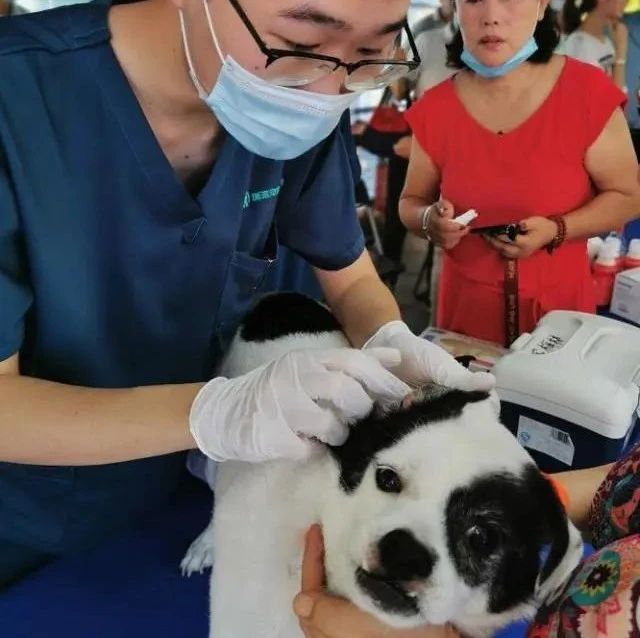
355,567,420,616
356,529,437,616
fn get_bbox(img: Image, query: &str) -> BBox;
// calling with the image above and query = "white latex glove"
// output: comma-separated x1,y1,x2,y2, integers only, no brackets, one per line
189,348,411,463
363,321,495,391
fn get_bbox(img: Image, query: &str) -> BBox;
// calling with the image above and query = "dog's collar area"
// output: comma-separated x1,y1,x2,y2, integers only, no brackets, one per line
541,473,570,512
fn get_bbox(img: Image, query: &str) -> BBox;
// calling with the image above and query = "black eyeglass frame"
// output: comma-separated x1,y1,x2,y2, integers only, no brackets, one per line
227,0,422,82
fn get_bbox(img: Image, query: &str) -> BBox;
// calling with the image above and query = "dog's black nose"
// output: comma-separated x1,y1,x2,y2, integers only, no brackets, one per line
378,529,437,581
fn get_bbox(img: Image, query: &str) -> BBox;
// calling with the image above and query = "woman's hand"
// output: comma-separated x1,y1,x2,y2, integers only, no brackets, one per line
424,200,470,250
484,216,557,259
293,525,459,638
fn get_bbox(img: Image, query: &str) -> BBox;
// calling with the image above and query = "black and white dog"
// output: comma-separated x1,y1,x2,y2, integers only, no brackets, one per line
182,293,583,638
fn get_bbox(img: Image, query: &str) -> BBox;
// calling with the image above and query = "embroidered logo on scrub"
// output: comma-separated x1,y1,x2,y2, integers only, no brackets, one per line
243,183,282,209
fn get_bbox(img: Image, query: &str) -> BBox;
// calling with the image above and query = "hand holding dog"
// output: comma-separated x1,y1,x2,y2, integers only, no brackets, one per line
190,348,411,463
364,321,495,392
294,525,460,638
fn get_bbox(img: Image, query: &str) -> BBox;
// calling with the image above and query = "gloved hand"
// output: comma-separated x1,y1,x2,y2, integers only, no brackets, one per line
363,321,495,391
189,348,411,463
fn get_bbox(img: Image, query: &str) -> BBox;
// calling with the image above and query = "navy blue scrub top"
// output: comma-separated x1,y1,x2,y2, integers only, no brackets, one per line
0,3,364,556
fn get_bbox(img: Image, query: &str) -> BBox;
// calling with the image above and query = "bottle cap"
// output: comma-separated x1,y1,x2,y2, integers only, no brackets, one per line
596,242,621,266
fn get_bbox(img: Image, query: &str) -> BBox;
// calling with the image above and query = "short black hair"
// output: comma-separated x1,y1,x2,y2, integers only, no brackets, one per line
563,0,596,33
445,7,560,69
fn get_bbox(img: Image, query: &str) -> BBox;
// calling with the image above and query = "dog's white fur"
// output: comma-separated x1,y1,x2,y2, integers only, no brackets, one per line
182,308,583,638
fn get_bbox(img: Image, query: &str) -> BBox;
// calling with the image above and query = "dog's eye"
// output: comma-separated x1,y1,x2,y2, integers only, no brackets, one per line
465,524,501,556
375,466,403,493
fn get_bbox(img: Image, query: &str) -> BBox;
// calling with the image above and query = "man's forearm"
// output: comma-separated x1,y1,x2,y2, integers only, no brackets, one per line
0,375,202,466
329,275,401,347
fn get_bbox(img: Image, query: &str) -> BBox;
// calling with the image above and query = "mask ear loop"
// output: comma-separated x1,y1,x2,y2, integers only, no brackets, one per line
534,0,543,31
202,0,226,63
178,10,210,99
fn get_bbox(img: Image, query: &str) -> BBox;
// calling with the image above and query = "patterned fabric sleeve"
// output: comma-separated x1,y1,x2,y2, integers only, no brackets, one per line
528,536,640,638
589,443,640,550
528,444,640,638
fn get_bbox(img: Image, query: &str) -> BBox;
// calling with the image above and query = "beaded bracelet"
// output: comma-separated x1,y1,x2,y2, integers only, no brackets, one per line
546,215,567,254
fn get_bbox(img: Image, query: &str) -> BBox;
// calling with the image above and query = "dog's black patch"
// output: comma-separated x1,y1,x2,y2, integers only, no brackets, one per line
445,465,570,614
329,389,489,493
240,292,341,342
378,529,437,581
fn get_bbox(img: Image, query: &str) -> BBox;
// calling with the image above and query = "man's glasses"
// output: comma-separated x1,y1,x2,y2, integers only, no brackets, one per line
228,0,421,90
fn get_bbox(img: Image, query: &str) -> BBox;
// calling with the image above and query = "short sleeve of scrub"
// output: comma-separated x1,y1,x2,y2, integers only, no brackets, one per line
0,148,32,361
277,112,365,271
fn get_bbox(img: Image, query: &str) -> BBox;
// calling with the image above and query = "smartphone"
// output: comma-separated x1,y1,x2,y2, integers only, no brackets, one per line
470,223,523,242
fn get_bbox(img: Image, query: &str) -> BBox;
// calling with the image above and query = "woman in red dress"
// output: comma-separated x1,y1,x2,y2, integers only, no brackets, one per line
400,0,640,346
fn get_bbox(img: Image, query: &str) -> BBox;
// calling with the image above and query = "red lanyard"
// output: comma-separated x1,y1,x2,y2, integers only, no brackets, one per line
504,258,519,347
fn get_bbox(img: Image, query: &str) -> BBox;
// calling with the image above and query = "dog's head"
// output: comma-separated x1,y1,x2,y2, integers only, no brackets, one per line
323,385,582,638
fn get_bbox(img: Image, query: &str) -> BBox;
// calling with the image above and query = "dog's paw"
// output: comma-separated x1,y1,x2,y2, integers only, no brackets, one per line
180,530,215,576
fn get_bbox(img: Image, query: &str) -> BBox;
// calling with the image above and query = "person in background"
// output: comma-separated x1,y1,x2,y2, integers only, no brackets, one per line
392,0,458,321
414,0,457,97
352,79,413,265
399,0,640,347
353,7,457,266
391,0,457,164
561,0,628,91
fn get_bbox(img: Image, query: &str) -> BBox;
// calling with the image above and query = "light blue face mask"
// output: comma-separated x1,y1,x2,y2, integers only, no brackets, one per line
460,36,538,77
178,3,361,161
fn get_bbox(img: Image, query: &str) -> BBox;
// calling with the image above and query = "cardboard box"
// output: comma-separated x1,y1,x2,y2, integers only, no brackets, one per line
610,267,640,325
419,327,508,373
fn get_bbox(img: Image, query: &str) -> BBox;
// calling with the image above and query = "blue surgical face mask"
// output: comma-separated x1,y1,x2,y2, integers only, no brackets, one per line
461,36,538,77
457,8,540,78
178,3,362,161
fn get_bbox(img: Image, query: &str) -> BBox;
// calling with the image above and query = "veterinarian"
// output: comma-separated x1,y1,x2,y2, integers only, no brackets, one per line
0,0,495,587
399,0,640,347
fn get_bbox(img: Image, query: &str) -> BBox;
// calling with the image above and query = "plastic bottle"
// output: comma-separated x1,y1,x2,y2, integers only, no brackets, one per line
592,237,624,307
623,238,640,270
587,237,604,262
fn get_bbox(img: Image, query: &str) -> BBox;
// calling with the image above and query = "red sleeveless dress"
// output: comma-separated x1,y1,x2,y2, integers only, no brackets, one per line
405,58,626,345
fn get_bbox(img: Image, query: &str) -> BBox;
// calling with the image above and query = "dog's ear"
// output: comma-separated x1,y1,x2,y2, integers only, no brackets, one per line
533,471,583,604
